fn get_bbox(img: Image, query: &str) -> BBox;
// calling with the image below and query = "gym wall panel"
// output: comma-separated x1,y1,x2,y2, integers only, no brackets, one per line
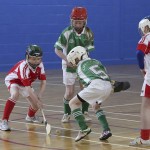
0,0,150,71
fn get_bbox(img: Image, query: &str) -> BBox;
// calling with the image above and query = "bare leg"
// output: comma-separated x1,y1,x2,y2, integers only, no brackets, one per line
141,97,150,129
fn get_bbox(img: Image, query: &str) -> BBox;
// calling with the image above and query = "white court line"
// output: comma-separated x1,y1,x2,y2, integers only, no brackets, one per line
0,82,142,95
0,119,136,140
0,98,140,118
0,120,148,150
0,103,63,113
0,98,141,109
105,111,139,117
102,103,141,108
0,103,140,123
0,79,141,94
0,98,63,108
91,114,140,123
123,90,140,94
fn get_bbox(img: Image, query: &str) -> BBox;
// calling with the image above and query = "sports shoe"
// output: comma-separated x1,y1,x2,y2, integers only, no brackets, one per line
0,120,11,131
61,114,70,123
99,130,112,140
25,115,42,123
84,112,92,122
130,137,150,146
111,80,130,93
75,127,91,142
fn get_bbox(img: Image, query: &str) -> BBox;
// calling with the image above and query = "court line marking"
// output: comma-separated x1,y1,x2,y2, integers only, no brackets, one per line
0,71,144,149
0,103,141,122
0,80,141,94
0,119,138,140
0,130,64,150
0,98,141,119
0,98,141,109
0,103,141,123
105,111,139,117
0,124,149,150
0,119,138,141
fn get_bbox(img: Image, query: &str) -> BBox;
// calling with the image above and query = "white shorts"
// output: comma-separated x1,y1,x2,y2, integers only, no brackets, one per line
78,79,112,105
62,68,77,85
141,79,150,98
5,81,32,98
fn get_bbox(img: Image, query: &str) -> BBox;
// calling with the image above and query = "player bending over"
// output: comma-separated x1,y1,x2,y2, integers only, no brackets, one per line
67,46,130,142
0,45,46,131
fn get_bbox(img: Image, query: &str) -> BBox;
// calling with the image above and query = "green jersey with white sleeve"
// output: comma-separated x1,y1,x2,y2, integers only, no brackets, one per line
77,58,111,87
54,26,94,73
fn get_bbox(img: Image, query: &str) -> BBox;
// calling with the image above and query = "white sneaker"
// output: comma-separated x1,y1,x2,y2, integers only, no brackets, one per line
75,127,91,142
84,112,92,122
25,115,42,123
130,137,150,146
61,114,70,123
0,120,11,131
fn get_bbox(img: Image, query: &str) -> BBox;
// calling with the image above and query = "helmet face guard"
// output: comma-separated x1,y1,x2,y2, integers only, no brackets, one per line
27,61,41,70
70,7,87,33
26,45,43,69
71,20,86,33
67,46,88,66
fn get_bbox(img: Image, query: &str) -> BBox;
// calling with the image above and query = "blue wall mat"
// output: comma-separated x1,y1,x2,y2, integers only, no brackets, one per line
0,0,150,71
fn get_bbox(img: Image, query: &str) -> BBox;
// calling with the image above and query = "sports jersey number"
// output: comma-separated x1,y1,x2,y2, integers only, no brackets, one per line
89,65,109,79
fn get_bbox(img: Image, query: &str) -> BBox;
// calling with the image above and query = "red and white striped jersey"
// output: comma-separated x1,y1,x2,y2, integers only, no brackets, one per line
5,60,46,87
137,33,150,54
137,33,150,86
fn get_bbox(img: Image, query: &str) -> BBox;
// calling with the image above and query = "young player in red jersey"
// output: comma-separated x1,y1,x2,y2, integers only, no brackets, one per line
130,16,150,146
0,45,46,131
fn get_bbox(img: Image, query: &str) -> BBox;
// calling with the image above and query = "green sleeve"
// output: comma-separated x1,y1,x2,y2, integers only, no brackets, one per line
86,29,95,52
54,32,67,51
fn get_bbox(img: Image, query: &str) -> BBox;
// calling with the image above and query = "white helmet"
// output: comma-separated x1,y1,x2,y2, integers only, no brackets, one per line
139,16,150,35
67,46,88,66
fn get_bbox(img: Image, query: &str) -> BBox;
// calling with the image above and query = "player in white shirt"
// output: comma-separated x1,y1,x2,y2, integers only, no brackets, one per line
130,16,150,146
0,45,46,131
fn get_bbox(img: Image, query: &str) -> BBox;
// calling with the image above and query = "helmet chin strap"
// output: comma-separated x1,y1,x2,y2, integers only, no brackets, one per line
26,56,39,70
71,19,86,34
74,27,84,34
28,62,39,70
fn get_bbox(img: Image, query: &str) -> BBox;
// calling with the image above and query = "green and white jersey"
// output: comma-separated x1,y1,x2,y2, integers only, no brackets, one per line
77,58,111,87
54,26,94,73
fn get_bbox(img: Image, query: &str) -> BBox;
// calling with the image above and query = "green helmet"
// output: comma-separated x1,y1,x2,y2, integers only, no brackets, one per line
26,45,43,57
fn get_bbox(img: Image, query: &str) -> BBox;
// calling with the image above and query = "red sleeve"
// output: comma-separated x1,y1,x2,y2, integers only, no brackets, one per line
137,43,147,53
38,74,46,80
137,35,150,54
37,63,46,80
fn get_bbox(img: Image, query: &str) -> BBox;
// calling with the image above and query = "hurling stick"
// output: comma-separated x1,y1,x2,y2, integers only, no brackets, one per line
41,109,51,135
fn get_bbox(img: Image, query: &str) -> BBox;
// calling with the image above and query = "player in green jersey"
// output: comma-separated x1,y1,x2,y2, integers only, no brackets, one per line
67,46,130,142
54,7,94,123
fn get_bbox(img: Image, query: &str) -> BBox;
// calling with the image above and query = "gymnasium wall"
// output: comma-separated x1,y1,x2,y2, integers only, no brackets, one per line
0,0,149,71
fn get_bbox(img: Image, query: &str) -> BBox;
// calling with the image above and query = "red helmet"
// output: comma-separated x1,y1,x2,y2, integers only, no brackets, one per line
70,7,87,20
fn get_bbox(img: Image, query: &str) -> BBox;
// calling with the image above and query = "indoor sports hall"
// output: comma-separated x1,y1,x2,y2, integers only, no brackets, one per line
0,0,150,150
0,65,148,150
